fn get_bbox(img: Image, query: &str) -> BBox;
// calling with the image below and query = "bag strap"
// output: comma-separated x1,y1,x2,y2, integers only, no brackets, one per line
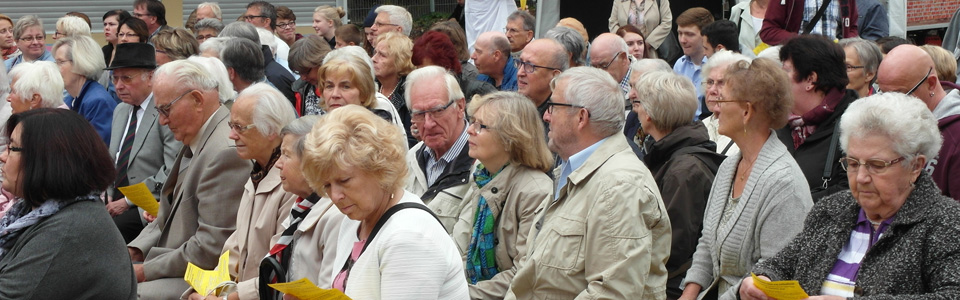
803,0,833,34
721,139,735,156
820,122,841,189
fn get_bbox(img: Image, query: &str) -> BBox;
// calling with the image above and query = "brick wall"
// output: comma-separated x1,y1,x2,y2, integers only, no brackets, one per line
907,0,960,26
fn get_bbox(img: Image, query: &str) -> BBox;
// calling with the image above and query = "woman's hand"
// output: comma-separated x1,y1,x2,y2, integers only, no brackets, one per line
740,276,774,300
142,210,157,223
678,283,702,300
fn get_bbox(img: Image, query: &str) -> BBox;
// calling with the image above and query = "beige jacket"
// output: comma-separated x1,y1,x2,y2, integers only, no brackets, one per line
608,0,674,49
223,165,298,300
284,198,344,289
451,164,552,299
505,136,672,300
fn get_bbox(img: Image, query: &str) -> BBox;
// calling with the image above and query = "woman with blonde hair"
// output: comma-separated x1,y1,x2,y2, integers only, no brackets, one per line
372,31,415,146
54,15,91,40
0,14,18,61
316,54,404,140
313,5,345,49
151,28,199,66
302,105,467,299
450,91,553,299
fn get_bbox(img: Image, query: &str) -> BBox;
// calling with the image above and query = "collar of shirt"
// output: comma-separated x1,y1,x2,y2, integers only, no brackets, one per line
425,120,470,165
619,67,634,99
555,137,609,198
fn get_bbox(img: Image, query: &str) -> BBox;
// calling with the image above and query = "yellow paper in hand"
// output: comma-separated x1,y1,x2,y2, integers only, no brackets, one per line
268,278,351,300
117,182,159,217
184,251,232,296
751,273,809,300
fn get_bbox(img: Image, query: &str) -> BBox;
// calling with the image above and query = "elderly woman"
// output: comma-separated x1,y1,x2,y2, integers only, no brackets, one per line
412,31,496,103
54,16,90,40
186,83,298,300
301,105,468,299
0,14,18,61
8,61,65,113
678,58,814,300
193,19,223,45
117,17,149,44
838,38,883,98
609,0,673,57
152,28,199,66
319,49,404,135
632,71,726,299
289,35,332,116
701,50,751,157
101,10,132,65
373,32,415,145
740,93,960,299
313,5,345,49
53,36,116,144
778,35,859,201
0,108,136,299
4,15,54,71
449,92,553,298
616,24,656,60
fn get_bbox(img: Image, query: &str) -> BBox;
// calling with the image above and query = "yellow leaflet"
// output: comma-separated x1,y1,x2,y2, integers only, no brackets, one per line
184,251,232,296
751,273,809,300
117,182,159,217
268,278,351,300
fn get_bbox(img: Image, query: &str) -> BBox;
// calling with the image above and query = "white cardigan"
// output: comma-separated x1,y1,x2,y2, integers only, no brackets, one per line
330,190,468,299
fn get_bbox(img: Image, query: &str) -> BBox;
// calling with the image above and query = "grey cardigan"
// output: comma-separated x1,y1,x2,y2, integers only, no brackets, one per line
753,174,960,298
681,130,814,299
0,200,137,299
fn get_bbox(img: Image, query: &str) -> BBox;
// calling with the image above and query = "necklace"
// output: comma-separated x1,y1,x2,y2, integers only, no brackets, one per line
380,80,398,97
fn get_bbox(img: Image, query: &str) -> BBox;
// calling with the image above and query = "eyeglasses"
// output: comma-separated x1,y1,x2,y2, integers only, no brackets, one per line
117,32,137,39
411,99,456,123
905,67,933,95
592,51,623,70
514,59,561,74
373,21,399,28
111,72,148,85
227,121,256,133
705,78,725,89
839,156,906,175
196,34,216,41
276,22,296,29
545,100,585,114
18,35,44,42
155,49,167,54
242,15,268,21
132,13,153,18
53,31,63,38
712,97,749,107
55,59,72,66
845,64,865,71
157,90,195,118
467,117,494,133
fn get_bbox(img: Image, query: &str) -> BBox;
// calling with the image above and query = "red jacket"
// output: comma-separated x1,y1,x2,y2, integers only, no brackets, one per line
759,0,859,45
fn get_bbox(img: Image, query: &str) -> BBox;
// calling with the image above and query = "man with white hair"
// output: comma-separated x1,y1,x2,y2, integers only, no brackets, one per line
472,31,517,91
505,67,671,299
371,5,412,41
404,66,475,232
196,2,222,21
127,60,250,300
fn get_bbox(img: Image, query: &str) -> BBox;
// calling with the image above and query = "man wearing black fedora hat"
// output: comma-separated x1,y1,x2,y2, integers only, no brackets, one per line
104,42,181,246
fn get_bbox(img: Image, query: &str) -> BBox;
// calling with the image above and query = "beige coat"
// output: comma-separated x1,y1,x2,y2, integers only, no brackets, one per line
505,136,672,300
608,0,674,49
224,165,298,300
450,164,552,299
285,198,345,289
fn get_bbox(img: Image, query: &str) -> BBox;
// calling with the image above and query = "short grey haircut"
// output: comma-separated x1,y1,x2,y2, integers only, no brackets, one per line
545,26,587,67
194,18,224,34
255,27,277,57
9,61,64,109
219,21,260,44
187,56,235,103
153,59,219,94
324,46,375,81
220,38,265,83
489,32,511,55
839,92,942,167
13,15,43,40
52,36,106,80
838,37,883,85
631,58,673,76
551,67,624,136
56,16,90,37
633,71,697,133
508,10,535,31
404,65,464,111
237,82,296,136
198,2,223,19
280,115,321,157
199,37,229,58
375,5,413,36
701,50,751,78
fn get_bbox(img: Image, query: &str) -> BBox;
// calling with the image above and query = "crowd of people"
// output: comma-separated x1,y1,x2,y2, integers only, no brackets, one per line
0,0,958,299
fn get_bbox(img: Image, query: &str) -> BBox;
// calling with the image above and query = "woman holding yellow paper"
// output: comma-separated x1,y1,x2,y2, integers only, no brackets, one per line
739,93,960,299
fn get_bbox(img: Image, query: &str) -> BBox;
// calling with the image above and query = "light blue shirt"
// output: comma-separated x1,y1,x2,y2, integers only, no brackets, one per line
674,55,708,120
555,137,609,200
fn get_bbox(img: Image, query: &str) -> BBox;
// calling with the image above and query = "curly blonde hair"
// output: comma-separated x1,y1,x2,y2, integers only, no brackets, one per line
373,31,415,76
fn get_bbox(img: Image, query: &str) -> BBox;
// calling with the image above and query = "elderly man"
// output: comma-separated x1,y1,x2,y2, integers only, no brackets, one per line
104,43,181,244
127,60,250,300
506,10,535,57
243,1,289,60
505,67,671,299
371,5,412,41
133,0,170,43
590,33,632,100
472,31,517,91
404,66,475,232
517,38,569,133
196,2,222,22
878,45,960,200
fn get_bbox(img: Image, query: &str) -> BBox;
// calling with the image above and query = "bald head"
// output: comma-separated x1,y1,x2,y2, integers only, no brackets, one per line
477,31,511,54
590,33,631,81
878,44,944,109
